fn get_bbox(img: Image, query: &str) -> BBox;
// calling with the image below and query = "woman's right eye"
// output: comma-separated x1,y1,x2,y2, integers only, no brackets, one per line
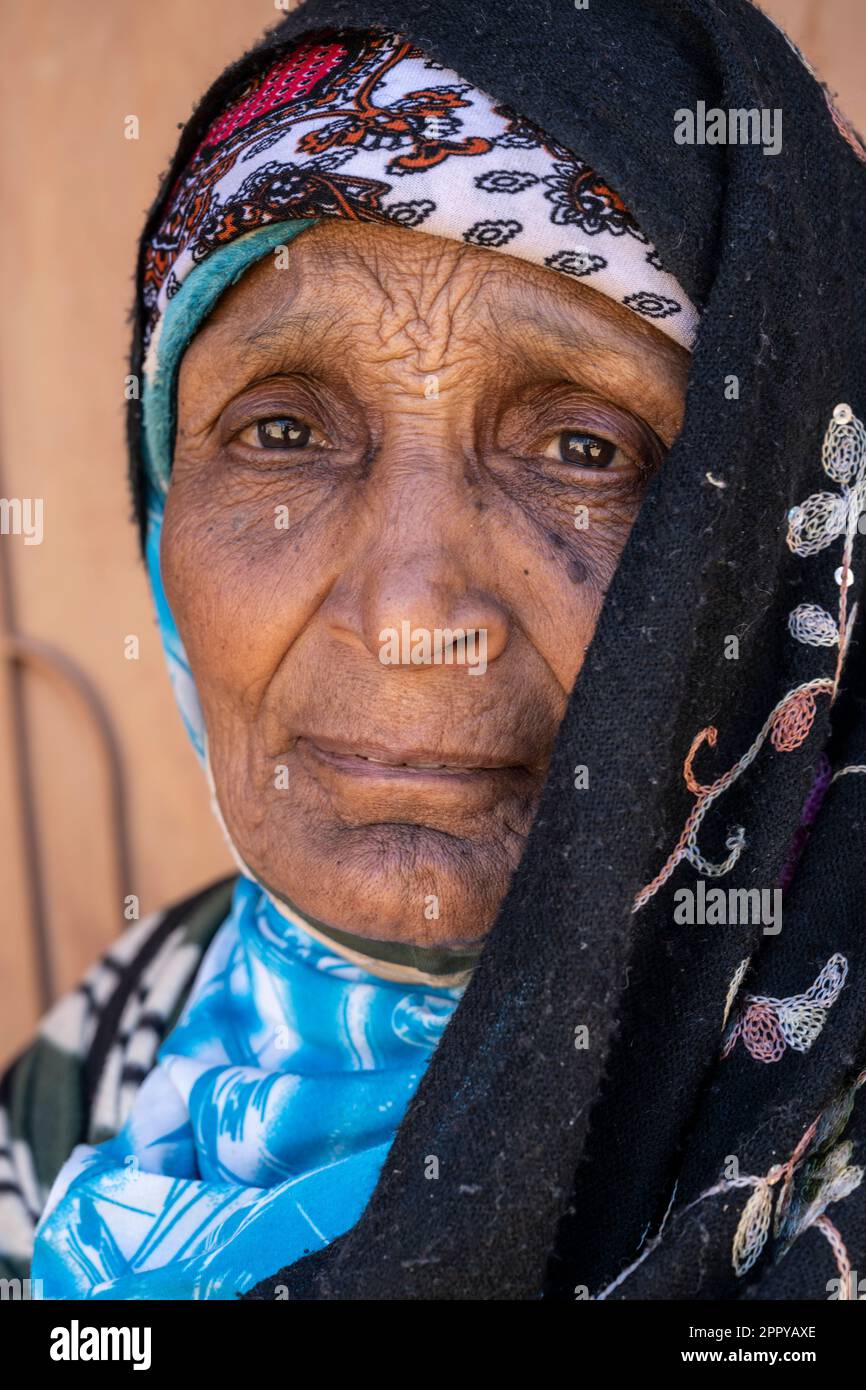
238,416,326,451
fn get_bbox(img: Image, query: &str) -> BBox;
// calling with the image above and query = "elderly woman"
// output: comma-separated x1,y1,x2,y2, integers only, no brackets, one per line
2,0,866,1302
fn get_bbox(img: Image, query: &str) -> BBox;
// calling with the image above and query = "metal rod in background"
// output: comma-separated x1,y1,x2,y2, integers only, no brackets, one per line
0,452,134,1012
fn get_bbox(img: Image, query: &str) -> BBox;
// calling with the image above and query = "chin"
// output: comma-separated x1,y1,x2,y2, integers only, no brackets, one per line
246,818,517,948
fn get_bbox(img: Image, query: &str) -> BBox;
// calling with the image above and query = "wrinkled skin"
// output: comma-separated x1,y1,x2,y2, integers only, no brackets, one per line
163,219,688,947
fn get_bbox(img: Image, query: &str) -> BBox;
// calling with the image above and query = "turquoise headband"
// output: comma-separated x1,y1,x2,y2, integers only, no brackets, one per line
143,219,316,496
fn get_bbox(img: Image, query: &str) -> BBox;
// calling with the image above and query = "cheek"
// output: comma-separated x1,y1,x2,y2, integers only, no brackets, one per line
524,572,595,692
497,474,643,691
159,469,335,722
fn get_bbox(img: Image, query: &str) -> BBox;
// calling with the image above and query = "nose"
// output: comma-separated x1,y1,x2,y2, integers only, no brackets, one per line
323,477,511,672
360,554,510,670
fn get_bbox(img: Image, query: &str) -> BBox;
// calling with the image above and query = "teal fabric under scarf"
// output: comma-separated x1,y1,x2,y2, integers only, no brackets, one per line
31,220,463,1300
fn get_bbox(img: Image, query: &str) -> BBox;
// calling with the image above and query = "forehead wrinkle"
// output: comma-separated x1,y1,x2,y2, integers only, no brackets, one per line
332,241,501,377
190,242,347,372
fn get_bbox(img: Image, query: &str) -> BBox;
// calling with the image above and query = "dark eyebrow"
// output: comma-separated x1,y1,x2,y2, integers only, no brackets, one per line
488,306,658,393
495,306,665,363
487,276,686,362
232,305,351,379
242,308,330,349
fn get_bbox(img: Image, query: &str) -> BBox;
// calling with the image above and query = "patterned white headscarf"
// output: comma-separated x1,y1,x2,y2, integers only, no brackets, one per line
142,25,698,388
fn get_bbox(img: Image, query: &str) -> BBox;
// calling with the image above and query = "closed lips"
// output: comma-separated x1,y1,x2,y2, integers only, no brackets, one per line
299,737,522,775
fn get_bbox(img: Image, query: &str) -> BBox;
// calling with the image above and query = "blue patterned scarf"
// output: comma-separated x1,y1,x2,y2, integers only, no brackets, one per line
34,877,459,1298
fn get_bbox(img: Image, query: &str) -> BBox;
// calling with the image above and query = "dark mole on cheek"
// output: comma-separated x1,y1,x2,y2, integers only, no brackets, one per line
546,529,587,583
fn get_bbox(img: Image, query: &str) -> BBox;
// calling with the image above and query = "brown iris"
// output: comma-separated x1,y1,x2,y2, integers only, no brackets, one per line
558,431,617,468
257,417,312,449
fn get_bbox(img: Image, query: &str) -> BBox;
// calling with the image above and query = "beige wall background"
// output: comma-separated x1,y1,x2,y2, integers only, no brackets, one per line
0,0,863,1064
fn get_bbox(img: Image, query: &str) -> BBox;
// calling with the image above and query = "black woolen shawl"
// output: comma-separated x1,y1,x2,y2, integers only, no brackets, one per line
127,0,866,1299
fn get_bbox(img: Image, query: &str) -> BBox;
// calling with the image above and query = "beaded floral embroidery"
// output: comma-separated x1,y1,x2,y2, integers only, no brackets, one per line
721,957,751,1032
721,953,848,1063
595,1070,866,1301
633,404,865,912
729,1069,866,1290
786,402,864,683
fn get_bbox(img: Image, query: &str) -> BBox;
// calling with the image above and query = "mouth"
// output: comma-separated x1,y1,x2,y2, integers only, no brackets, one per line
298,735,524,781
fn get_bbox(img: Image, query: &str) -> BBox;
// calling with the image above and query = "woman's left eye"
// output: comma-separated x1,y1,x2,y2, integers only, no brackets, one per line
543,431,620,469
238,416,326,451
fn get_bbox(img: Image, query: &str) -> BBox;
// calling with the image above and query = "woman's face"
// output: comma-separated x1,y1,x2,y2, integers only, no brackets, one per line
163,219,688,947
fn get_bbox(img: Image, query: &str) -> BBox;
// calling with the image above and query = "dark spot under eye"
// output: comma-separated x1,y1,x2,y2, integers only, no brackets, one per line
560,432,616,469
257,418,311,449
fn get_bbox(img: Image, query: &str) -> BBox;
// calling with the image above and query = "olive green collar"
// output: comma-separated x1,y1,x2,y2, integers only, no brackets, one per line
262,881,483,986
